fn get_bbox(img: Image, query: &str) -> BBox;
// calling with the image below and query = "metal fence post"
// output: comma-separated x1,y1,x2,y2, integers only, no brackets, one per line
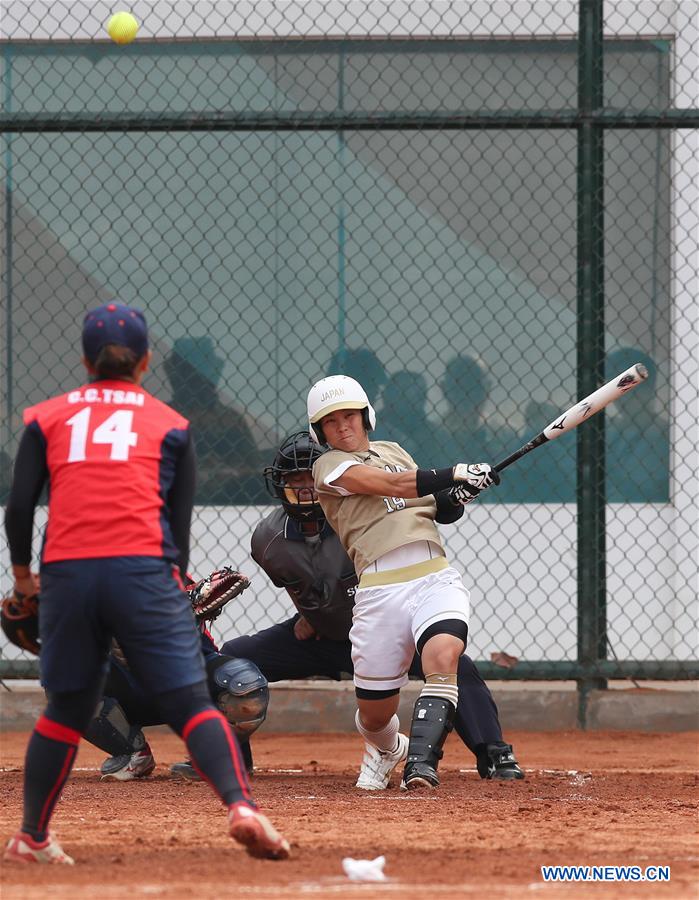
577,0,608,724
3,44,14,449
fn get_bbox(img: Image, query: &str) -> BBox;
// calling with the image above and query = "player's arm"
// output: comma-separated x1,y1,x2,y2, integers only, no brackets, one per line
168,428,196,578
332,464,421,497
251,525,286,589
330,462,499,500
4,423,47,595
434,490,465,524
250,525,318,640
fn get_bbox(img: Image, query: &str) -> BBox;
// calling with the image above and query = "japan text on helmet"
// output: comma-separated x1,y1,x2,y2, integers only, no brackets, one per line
264,431,325,522
306,375,376,444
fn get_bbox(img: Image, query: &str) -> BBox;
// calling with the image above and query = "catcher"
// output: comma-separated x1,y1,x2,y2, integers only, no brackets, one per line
1,569,268,782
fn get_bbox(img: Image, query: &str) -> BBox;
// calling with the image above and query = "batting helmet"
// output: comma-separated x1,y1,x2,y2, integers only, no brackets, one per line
307,375,376,444
263,431,326,523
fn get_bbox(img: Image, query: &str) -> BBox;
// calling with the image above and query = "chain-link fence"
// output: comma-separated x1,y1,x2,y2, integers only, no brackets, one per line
1,2,697,692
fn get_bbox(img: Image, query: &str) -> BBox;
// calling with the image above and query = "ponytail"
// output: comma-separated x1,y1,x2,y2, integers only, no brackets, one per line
93,344,140,379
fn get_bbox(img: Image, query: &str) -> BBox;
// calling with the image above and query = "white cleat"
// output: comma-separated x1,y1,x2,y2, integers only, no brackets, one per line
100,745,156,781
355,733,409,791
4,831,74,865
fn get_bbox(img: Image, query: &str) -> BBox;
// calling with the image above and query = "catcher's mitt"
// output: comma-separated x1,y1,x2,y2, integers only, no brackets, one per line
1,590,40,656
188,567,250,623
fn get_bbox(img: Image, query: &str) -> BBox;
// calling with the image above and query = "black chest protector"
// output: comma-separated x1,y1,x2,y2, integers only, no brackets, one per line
251,508,357,642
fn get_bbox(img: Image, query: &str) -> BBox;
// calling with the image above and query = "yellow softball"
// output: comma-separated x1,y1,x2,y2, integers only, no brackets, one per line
107,11,139,45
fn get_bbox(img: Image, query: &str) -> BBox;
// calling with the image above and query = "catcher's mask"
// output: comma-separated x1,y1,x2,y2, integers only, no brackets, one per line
206,656,269,740
1,592,40,656
263,431,326,523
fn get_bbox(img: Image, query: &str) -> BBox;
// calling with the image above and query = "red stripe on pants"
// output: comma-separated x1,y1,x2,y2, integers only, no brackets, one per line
35,715,81,746
38,741,78,832
182,708,221,741
182,709,253,805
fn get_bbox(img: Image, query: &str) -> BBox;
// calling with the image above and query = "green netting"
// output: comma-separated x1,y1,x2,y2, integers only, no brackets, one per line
1,1,697,682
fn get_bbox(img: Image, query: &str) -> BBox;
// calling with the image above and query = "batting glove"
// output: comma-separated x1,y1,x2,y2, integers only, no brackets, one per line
451,463,500,505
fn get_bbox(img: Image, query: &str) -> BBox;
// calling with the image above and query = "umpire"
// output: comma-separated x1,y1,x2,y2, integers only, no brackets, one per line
221,431,523,788
3,303,289,863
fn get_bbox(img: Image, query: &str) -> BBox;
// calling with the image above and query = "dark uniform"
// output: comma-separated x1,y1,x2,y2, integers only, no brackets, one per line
91,625,265,781
22,378,204,696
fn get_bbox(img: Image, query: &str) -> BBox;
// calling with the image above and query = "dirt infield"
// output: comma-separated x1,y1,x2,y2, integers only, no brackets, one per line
1,729,697,899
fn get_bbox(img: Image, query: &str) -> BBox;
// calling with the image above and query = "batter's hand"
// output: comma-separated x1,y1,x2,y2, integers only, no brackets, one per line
293,615,317,641
451,463,500,505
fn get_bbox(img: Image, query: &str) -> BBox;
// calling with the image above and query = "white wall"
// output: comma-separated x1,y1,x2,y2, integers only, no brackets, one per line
2,502,696,665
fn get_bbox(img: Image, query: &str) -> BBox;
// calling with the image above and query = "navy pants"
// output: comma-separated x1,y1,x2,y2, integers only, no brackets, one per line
22,556,254,842
222,614,505,755
40,557,205,694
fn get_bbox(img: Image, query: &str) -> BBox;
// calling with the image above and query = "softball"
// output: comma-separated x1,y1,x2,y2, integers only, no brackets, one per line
107,11,139,45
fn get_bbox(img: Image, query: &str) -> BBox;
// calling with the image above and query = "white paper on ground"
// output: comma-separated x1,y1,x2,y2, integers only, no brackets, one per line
341,855,387,882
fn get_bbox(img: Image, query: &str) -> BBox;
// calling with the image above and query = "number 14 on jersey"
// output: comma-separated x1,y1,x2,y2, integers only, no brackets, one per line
66,408,138,462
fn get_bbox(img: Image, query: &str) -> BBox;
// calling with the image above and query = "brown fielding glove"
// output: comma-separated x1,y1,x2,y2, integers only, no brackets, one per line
0,590,40,656
188,567,251,623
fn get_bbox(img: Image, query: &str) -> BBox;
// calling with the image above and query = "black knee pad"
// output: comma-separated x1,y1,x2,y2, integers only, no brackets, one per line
406,697,456,769
416,619,468,655
355,686,400,700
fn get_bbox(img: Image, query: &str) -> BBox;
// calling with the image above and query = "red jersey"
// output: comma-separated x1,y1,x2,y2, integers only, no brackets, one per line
24,380,190,563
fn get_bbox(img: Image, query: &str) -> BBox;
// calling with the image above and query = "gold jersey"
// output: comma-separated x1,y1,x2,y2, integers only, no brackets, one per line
312,440,446,574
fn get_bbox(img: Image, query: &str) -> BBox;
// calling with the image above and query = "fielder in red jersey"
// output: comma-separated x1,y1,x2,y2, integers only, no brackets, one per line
24,380,190,564
3,303,289,864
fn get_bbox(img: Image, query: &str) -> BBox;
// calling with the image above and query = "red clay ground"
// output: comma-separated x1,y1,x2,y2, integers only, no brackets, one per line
0,730,697,899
